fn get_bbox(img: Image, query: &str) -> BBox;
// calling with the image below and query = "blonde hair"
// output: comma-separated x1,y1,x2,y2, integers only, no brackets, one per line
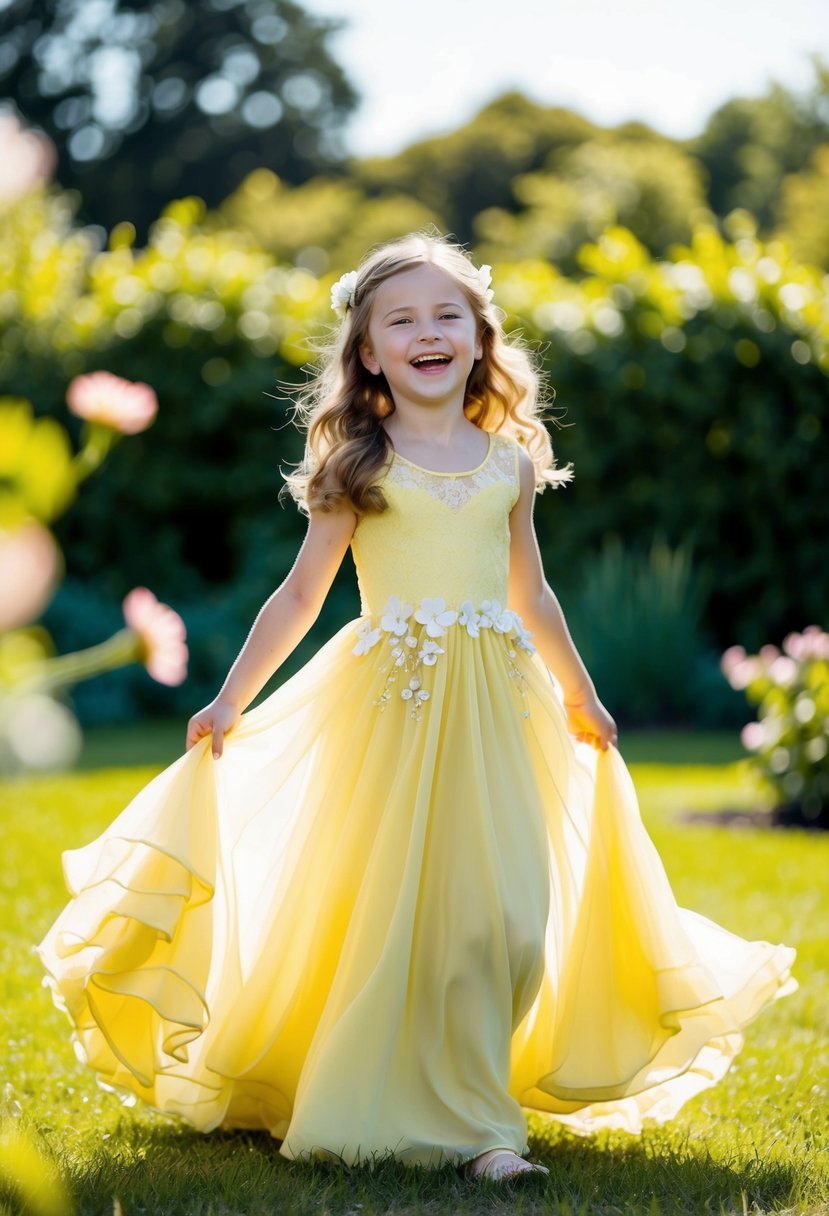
280,230,574,516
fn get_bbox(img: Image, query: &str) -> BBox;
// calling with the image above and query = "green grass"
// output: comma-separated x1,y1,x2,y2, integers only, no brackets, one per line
70,719,750,771
1,729,827,1215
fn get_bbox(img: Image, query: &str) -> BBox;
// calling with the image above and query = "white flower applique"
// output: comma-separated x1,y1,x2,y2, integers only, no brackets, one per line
458,600,481,637
352,619,382,656
414,597,459,636
380,595,413,636
353,593,535,722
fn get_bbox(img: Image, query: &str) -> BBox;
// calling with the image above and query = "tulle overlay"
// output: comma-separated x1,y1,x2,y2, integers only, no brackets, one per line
36,431,797,1169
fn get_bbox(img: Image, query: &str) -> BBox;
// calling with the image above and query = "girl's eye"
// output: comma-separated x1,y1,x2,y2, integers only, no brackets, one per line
389,313,460,327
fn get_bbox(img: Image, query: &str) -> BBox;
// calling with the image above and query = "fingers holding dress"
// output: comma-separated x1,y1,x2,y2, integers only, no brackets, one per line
185,698,242,757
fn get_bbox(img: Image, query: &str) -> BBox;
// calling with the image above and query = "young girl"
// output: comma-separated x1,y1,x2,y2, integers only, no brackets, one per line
37,232,798,1185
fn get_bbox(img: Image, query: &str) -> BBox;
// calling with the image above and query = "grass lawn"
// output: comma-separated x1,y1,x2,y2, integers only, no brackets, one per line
0,726,826,1215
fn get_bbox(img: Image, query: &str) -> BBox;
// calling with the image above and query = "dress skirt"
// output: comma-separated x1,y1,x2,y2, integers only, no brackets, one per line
35,614,798,1169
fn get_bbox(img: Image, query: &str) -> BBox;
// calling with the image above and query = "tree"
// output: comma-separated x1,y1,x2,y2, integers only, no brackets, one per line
687,54,829,230
474,137,711,269
774,143,829,268
355,92,599,243
0,0,358,241
217,170,441,273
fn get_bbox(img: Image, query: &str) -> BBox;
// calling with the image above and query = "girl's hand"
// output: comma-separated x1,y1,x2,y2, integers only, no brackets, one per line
185,698,242,758
562,687,618,751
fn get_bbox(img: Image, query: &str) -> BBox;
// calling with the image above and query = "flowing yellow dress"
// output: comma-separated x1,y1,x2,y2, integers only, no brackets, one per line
36,430,798,1170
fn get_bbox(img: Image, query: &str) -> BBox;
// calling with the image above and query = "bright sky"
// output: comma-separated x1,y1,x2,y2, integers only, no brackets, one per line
307,0,827,157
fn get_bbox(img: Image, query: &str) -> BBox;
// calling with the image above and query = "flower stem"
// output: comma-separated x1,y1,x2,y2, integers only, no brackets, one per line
15,629,141,694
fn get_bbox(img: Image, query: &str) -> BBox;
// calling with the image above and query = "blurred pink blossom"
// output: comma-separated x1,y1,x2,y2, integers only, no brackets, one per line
720,645,746,678
782,625,829,661
720,648,764,690
123,587,187,686
0,109,57,204
768,655,798,686
66,371,158,435
0,520,61,630
759,643,780,664
740,721,766,751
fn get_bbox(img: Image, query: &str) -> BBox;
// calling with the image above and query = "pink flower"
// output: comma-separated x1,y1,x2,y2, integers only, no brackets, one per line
720,647,764,690
0,520,61,630
740,721,766,751
123,587,187,686
768,655,798,687
759,643,780,665
783,625,829,661
0,109,56,203
782,631,805,660
720,645,746,679
67,371,158,435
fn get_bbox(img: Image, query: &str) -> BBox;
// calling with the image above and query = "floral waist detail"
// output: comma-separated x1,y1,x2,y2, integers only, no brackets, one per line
352,595,536,656
352,596,535,722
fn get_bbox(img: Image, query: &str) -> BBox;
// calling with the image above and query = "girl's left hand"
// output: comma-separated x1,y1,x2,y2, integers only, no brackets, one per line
562,687,618,750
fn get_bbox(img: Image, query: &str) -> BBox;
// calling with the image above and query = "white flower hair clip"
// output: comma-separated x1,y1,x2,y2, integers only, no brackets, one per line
330,270,360,319
477,263,495,303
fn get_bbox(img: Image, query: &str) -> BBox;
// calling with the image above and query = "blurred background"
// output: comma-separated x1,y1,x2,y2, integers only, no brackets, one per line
1,0,827,790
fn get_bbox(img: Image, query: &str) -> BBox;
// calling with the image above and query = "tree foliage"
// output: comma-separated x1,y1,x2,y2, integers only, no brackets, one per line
475,137,710,270
354,92,599,243
687,55,829,230
774,143,829,268
0,0,358,242
216,169,441,273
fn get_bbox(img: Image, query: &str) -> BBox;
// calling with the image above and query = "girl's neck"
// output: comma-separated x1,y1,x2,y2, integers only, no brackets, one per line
380,416,481,447
380,418,489,474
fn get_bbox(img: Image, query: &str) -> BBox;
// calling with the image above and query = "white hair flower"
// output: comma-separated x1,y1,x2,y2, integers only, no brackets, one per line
476,263,494,302
330,270,360,318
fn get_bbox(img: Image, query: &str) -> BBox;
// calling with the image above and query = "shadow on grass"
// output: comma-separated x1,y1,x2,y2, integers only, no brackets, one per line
58,1118,802,1216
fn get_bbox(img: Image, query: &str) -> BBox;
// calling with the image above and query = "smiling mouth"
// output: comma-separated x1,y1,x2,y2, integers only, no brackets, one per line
411,354,452,368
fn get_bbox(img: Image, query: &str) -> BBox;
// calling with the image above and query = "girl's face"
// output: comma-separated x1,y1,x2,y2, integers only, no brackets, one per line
358,263,483,412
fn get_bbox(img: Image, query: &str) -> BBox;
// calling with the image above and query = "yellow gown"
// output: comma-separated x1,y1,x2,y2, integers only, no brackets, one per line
36,430,798,1170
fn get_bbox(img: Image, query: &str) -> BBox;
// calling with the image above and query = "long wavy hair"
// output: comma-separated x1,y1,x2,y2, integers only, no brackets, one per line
279,230,574,517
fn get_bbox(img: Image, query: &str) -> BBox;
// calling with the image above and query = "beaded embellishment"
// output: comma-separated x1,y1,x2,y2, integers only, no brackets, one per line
352,594,535,722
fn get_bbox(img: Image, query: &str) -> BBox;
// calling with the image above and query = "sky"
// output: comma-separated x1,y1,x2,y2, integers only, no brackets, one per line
306,0,827,157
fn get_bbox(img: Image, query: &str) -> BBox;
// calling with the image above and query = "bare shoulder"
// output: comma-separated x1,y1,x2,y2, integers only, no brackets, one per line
510,442,537,502
306,496,359,543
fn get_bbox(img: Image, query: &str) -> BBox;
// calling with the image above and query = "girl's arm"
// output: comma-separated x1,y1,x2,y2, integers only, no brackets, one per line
186,501,357,755
216,501,358,713
507,446,617,748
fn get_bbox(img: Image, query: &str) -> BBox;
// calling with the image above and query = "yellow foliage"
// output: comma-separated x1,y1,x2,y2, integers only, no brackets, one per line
0,399,76,527
0,1125,72,1216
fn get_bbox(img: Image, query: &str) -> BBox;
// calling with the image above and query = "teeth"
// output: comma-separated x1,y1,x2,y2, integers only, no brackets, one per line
413,355,449,365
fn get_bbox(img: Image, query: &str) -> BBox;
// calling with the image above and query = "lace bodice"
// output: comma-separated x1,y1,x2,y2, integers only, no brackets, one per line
350,431,520,616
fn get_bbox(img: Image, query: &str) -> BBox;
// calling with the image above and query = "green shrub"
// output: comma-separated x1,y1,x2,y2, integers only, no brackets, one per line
557,532,719,728
721,627,829,826
497,216,829,654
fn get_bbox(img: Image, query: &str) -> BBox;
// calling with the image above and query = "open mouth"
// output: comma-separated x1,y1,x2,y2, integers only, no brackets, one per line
411,354,452,371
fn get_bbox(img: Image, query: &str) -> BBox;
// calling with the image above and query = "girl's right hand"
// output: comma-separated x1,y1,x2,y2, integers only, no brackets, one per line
185,698,242,758
562,687,618,751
